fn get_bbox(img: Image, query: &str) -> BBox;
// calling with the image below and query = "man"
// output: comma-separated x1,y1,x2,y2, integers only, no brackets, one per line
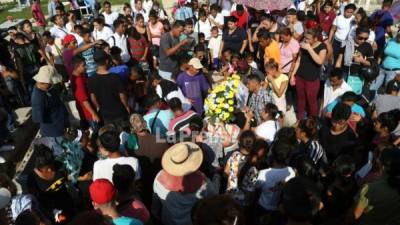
150,73,192,112
31,66,67,138
143,94,174,138
49,14,68,40
230,4,248,29
109,19,131,64
27,145,74,222
102,1,119,28
329,3,356,62
93,130,141,182
159,21,188,80
321,68,352,113
89,179,143,225
92,17,113,42
325,91,366,119
80,28,97,77
168,97,198,135
285,9,304,41
152,142,217,225
236,59,264,84
176,58,210,115
370,0,394,58
245,74,274,125
221,16,247,55
87,49,129,124
258,29,281,67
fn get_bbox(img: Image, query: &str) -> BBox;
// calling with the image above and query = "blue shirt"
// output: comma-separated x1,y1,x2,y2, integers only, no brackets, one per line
144,108,174,137
326,99,366,117
175,6,193,21
370,10,393,48
81,46,97,77
113,216,143,225
109,65,129,83
31,86,68,137
382,38,400,69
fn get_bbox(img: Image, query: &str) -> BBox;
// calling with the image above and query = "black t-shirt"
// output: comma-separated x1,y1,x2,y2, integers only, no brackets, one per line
222,27,247,54
319,124,358,162
27,169,74,220
341,42,374,75
296,42,327,81
87,74,128,122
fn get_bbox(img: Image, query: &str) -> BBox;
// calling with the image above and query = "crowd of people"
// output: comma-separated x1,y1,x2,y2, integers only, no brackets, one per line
0,0,400,225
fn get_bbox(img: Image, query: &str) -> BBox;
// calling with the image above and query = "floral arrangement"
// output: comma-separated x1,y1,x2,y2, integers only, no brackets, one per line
204,74,241,122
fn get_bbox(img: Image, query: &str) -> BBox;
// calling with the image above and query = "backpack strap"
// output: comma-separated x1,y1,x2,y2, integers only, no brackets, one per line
150,110,161,133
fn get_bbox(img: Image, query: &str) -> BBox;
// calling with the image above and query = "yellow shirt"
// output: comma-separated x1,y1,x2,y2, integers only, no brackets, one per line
264,40,281,65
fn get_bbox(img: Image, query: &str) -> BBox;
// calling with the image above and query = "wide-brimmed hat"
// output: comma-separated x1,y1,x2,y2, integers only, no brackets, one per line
0,187,11,209
162,142,203,177
33,65,62,84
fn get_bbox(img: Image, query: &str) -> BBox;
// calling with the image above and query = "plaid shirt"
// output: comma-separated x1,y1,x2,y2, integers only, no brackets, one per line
248,87,274,125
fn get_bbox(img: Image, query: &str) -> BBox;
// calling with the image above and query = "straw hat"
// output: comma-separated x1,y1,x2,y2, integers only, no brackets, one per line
161,142,203,177
33,65,63,84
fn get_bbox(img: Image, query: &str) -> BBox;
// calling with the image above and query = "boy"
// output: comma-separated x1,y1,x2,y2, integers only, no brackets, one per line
180,19,196,56
208,26,222,70
176,58,210,115
80,28,97,77
71,57,99,131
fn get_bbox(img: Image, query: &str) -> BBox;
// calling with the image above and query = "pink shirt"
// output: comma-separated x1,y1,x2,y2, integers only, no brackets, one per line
148,22,164,46
279,38,300,73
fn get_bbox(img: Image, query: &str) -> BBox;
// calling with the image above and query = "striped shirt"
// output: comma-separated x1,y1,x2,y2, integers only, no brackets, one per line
168,110,198,134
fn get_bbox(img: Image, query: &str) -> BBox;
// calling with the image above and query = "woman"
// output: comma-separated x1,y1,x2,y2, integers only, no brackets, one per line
254,103,281,144
336,27,373,95
147,10,164,68
372,112,398,145
20,20,44,50
65,11,76,33
224,130,259,207
279,28,300,76
135,14,149,42
31,0,46,33
252,14,280,43
347,8,376,49
265,59,289,112
292,28,327,119
294,118,326,168
128,26,149,64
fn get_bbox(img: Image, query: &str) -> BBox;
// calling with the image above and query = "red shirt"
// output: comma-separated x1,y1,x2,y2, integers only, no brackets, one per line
231,11,249,29
128,36,148,61
319,10,336,35
71,74,93,121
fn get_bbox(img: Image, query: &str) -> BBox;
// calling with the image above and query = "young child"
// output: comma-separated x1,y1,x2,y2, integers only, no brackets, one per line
265,59,289,112
245,52,258,70
208,26,222,70
180,19,196,56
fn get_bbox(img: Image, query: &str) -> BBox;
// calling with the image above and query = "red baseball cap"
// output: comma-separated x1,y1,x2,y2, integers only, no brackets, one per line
89,179,116,205
63,34,76,46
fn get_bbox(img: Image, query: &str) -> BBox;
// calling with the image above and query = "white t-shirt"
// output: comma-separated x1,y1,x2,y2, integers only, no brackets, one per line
156,85,192,112
109,33,130,63
255,120,279,144
209,13,224,34
93,157,141,182
323,80,352,109
66,22,75,33
102,11,119,27
256,167,296,210
50,25,68,40
221,0,232,17
93,26,114,42
195,20,212,40
333,15,354,41
45,39,63,65
208,35,222,59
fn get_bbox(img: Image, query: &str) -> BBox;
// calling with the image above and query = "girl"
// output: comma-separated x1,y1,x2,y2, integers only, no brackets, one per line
254,103,281,144
147,10,164,68
265,59,289,112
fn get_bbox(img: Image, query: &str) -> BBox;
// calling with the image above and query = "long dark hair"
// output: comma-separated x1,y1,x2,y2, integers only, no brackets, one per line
237,131,257,186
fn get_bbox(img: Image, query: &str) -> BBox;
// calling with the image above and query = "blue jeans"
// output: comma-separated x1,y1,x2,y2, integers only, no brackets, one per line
370,68,397,91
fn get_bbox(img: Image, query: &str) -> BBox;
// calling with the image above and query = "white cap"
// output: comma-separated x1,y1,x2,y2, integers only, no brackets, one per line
188,58,203,69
